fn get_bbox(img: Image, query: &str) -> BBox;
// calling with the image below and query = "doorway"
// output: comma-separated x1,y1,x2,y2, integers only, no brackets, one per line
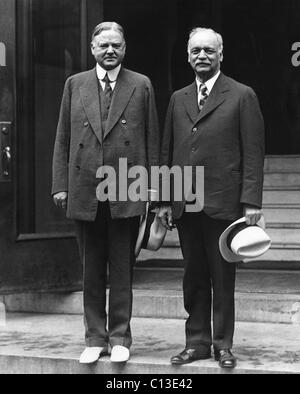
0,0,103,293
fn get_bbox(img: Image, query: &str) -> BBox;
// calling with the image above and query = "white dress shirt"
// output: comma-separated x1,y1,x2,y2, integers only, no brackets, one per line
96,63,121,91
196,70,221,100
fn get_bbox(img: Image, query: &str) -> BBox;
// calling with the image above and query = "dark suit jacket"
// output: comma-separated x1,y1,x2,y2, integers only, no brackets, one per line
52,67,160,221
160,73,265,221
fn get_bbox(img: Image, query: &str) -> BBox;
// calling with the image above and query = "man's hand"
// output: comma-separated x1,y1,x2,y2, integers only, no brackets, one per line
243,205,262,226
158,206,173,231
53,192,68,210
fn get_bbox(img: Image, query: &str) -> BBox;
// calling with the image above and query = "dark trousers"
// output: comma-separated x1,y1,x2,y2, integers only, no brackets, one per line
177,210,237,351
75,202,140,349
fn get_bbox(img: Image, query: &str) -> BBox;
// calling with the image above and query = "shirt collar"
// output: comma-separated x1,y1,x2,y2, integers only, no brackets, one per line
96,64,122,82
196,70,221,94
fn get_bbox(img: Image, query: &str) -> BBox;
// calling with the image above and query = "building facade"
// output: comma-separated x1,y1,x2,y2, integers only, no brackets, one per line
0,0,300,293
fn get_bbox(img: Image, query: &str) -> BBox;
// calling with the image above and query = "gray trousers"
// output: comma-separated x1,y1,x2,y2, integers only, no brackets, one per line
75,202,140,349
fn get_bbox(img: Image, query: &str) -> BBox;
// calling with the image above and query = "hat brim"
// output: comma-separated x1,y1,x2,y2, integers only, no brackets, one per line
219,216,266,263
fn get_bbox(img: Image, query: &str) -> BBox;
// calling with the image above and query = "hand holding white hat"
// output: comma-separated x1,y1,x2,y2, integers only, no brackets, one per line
219,215,271,263
244,205,262,226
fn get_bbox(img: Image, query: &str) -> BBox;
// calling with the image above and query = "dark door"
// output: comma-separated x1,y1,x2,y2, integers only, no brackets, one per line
105,0,300,154
219,0,300,155
0,0,102,293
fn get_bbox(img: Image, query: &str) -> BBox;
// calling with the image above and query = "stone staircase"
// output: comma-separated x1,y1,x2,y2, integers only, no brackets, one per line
262,156,300,263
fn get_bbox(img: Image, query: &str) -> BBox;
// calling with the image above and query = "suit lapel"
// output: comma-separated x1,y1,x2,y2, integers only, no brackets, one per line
79,69,102,144
183,82,199,123
104,67,136,139
195,73,230,124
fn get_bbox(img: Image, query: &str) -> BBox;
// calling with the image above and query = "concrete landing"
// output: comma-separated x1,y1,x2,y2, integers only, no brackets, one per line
0,314,299,374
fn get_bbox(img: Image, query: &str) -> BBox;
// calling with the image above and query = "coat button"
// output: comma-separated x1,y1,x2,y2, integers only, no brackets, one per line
121,119,127,124
84,122,89,127
76,165,80,170
125,141,130,146
191,147,196,153
79,143,84,148
192,127,197,133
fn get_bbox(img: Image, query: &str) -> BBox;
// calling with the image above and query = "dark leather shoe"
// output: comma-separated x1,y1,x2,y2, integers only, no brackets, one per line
215,349,237,369
171,347,211,365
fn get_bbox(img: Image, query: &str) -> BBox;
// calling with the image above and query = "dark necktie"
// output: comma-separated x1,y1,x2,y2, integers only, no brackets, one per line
199,83,209,111
102,73,113,112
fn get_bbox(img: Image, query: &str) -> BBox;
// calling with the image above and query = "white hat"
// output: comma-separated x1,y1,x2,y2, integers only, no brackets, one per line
219,216,271,263
135,203,167,258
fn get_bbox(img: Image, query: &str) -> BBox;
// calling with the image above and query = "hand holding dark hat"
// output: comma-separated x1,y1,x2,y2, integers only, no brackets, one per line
53,191,68,210
157,206,173,230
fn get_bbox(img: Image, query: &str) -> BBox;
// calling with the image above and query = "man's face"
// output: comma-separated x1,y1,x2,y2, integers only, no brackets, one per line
91,29,126,70
188,31,223,80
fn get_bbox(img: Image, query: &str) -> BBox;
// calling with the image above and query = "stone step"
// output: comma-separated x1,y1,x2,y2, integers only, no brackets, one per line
139,244,300,262
264,172,300,188
161,227,300,247
0,314,299,374
139,247,183,261
267,222,300,229
4,270,300,324
247,246,300,262
263,189,300,205
264,156,300,172
5,290,300,324
266,227,300,244
263,207,300,223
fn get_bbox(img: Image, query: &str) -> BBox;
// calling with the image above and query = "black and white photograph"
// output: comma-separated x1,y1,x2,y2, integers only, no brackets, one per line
0,0,300,377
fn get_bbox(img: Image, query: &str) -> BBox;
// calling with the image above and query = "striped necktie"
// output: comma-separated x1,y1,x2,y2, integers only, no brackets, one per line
102,73,113,111
199,83,208,112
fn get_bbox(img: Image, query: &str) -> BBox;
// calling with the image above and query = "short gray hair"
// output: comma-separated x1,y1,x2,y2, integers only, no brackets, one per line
91,22,125,43
187,27,223,53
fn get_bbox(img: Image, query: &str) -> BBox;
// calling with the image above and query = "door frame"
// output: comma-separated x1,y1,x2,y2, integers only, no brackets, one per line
15,0,103,242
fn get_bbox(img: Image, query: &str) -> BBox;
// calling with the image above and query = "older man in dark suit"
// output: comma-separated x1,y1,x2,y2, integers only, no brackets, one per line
52,22,159,364
159,27,265,368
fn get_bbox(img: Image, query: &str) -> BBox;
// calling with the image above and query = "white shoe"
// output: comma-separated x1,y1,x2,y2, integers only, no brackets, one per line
110,345,130,362
79,347,107,364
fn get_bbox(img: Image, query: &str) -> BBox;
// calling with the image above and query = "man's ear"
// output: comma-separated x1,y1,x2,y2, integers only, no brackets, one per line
219,50,224,62
91,42,95,56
